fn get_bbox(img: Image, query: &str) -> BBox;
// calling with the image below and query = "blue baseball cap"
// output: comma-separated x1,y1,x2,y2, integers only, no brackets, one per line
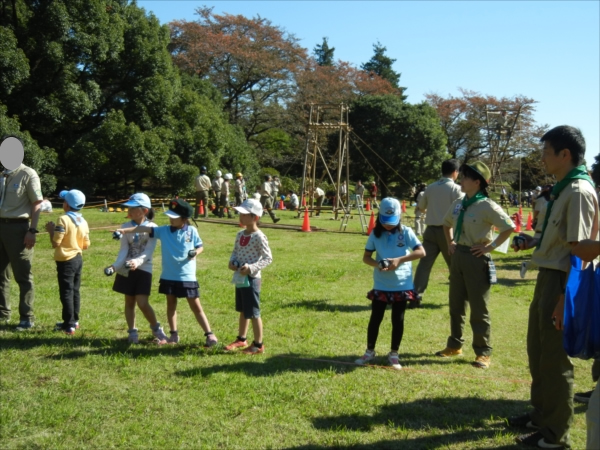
123,193,152,209
59,189,86,210
379,197,401,226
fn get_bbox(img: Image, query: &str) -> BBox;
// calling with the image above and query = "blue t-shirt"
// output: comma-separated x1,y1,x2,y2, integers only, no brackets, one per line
150,224,202,282
365,225,422,291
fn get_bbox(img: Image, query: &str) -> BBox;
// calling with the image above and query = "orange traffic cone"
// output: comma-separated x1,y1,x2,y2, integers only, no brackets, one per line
526,212,533,231
199,201,204,216
367,211,376,235
301,196,306,207
301,207,311,232
366,198,371,212
401,200,407,213
279,199,285,210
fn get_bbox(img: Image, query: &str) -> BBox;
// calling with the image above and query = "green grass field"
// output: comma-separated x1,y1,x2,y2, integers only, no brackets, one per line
0,205,593,449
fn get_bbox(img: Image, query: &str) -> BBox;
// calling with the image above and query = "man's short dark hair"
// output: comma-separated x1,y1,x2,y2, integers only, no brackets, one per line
540,126,586,166
441,159,460,176
591,154,600,185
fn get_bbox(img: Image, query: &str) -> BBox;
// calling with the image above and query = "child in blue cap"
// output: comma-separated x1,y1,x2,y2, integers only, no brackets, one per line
105,193,169,344
355,197,425,369
116,199,218,347
45,189,90,334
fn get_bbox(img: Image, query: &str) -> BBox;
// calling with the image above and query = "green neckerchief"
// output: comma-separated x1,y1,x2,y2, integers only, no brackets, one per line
454,191,487,243
538,165,595,248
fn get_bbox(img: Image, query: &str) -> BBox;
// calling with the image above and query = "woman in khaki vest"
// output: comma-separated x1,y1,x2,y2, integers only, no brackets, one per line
437,161,515,369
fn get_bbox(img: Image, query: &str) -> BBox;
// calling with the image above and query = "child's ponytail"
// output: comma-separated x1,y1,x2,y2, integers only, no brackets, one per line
145,208,155,221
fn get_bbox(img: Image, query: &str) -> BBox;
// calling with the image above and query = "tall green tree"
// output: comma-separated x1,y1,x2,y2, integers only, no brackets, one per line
349,95,447,197
1,0,254,196
313,37,335,66
361,41,406,99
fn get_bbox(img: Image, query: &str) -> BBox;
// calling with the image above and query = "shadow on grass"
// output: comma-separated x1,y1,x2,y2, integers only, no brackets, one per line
280,299,443,313
0,333,214,359
280,299,371,313
283,397,528,449
175,354,363,378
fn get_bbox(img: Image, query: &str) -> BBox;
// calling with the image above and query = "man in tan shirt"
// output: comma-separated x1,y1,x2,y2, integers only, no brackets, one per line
194,166,211,219
412,159,463,306
0,136,43,330
509,126,598,449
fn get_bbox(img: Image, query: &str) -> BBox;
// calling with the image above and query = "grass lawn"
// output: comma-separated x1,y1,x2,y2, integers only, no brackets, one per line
0,205,593,449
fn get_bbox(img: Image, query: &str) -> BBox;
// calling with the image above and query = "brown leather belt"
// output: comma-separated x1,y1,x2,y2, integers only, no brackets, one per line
0,218,29,224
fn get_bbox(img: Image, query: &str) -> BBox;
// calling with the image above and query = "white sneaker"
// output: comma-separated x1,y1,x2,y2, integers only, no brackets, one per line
128,329,139,344
520,261,528,279
151,325,168,344
388,352,402,370
355,349,376,365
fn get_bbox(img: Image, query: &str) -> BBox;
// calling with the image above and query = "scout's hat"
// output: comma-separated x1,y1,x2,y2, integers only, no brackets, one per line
463,161,491,183
165,198,193,219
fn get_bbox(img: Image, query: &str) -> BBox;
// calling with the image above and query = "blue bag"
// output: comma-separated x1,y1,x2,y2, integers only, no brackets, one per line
563,256,600,360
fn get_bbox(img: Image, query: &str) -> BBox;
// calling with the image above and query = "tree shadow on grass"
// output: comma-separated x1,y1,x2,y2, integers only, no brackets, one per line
284,396,529,449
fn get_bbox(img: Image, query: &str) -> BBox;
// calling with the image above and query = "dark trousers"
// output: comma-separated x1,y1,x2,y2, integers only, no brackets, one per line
527,268,573,447
367,300,407,352
413,225,451,294
195,191,209,218
213,191,221,215
0,221,35,321
56,254,83,329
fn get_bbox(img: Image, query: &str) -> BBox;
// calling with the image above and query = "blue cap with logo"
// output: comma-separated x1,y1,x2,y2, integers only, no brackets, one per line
378,197,401,226
123,193,152,209
59,189,86,210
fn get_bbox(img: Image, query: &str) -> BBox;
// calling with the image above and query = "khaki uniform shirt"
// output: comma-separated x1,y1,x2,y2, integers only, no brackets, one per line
212,177,223,192
234,178,245,194
532,179,598,272
444,197,515,247
355,184,365,196
260,182,272,197
534,196,548,234
0,164,43,219
53,214,91,262
419,178,463,226
195,174,211,192
222,181,230,197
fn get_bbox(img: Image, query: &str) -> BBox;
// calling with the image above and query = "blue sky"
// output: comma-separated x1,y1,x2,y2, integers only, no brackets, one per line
139,1,599,167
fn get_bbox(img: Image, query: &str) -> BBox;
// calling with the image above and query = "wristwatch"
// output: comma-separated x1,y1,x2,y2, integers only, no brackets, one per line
28,228,39,234
490,241,498,249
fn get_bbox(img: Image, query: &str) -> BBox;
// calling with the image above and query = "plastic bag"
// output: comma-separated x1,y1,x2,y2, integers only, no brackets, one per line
563,256,600,360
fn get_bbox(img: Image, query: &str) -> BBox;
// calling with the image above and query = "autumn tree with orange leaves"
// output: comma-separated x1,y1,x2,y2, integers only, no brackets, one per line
425,89,545,184
169,7,307,141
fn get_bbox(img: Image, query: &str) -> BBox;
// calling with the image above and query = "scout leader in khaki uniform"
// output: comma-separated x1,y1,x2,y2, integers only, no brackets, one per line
413,159,463,307
194,166,211,219
211,170,224,217
437,161,515,370
259,175,280,223
0,136,44,330
234,172,246,207
509,126,598,450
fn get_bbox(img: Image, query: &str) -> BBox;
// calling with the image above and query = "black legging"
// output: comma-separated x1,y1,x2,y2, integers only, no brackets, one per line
367,300,407,352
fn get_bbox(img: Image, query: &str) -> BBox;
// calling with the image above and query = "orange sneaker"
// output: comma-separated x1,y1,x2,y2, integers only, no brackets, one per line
242,343,265,355
224,339,249,351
